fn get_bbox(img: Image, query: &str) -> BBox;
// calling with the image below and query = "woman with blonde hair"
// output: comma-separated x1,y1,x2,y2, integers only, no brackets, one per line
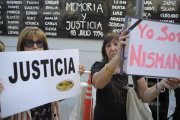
2,27,85,120
4,27,58,120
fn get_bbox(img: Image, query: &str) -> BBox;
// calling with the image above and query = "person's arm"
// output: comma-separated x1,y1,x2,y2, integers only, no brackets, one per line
136,77,162,102
92,55,120,89
137,77,180,103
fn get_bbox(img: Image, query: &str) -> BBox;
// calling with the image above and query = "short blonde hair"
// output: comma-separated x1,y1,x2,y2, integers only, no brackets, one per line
17,27,49,51
0,40,5,52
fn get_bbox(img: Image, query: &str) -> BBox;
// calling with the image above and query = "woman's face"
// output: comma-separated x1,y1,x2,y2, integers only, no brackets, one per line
23,36,44,51
105,39,118,61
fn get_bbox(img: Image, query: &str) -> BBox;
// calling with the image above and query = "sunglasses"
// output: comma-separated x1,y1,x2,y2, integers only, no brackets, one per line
23,40,45,48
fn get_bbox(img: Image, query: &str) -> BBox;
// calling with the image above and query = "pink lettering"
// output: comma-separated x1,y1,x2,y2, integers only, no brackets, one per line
137,24,179,43
145,52,155,68
157,26,178,42
168,32,176,42
172,54,180,70
141,52,146,67
138,23,147,39
129,45,179,71
147,29,154,39
130,44,142,66
157,26,168,41
156,54,164,68
165,54,172,69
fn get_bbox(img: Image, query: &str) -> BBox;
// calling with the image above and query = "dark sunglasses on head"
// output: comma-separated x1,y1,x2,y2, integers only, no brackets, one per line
23,40,45,48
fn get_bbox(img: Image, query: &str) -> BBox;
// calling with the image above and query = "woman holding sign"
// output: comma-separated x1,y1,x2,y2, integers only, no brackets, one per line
2,27,85,120
91,30,180,120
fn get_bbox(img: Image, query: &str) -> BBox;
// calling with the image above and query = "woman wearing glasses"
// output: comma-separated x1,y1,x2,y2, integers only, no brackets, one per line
17,27,49,51
3,27,85,120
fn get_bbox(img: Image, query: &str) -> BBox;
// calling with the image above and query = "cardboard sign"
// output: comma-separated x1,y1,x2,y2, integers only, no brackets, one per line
0,49,80,118
126,18,180,78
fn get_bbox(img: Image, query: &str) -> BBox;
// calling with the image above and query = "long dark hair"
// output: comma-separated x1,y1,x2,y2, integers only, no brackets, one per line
101,32,118,63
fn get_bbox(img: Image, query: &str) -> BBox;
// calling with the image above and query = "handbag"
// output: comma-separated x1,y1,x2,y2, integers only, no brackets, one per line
126,76,153,120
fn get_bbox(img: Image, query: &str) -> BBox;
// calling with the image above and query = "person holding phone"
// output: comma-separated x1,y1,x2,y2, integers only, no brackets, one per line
91,30,180,120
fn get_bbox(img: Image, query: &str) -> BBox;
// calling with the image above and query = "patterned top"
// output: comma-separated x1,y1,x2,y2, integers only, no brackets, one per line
3,101,60,120
30,103,51,120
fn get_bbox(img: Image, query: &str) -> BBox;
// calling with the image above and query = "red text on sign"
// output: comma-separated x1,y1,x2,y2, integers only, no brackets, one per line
138,23,180,42
130,44,180,70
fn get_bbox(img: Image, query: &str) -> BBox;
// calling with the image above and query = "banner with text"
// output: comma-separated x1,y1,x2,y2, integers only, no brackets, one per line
127,18,180,78
0,49,80,118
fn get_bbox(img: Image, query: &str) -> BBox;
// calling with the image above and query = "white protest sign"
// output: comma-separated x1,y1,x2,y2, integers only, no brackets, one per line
126,18,180,78
0,49,80,118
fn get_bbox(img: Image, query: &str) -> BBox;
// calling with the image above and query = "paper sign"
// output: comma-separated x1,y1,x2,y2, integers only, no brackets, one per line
0,49,80,118
126,18,180,78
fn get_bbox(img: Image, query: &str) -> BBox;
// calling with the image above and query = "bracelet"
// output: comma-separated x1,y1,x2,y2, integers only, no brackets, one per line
156,83,165,93
105,64,116,75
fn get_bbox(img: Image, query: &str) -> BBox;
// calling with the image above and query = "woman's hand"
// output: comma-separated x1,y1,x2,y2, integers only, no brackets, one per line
158,78,180,91
118,29,130,48
117,29,130,57
79,64,85,76
115,29,130,67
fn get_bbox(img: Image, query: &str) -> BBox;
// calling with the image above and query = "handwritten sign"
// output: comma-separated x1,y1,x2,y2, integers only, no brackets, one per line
126,18,180,78
0,49,80,118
